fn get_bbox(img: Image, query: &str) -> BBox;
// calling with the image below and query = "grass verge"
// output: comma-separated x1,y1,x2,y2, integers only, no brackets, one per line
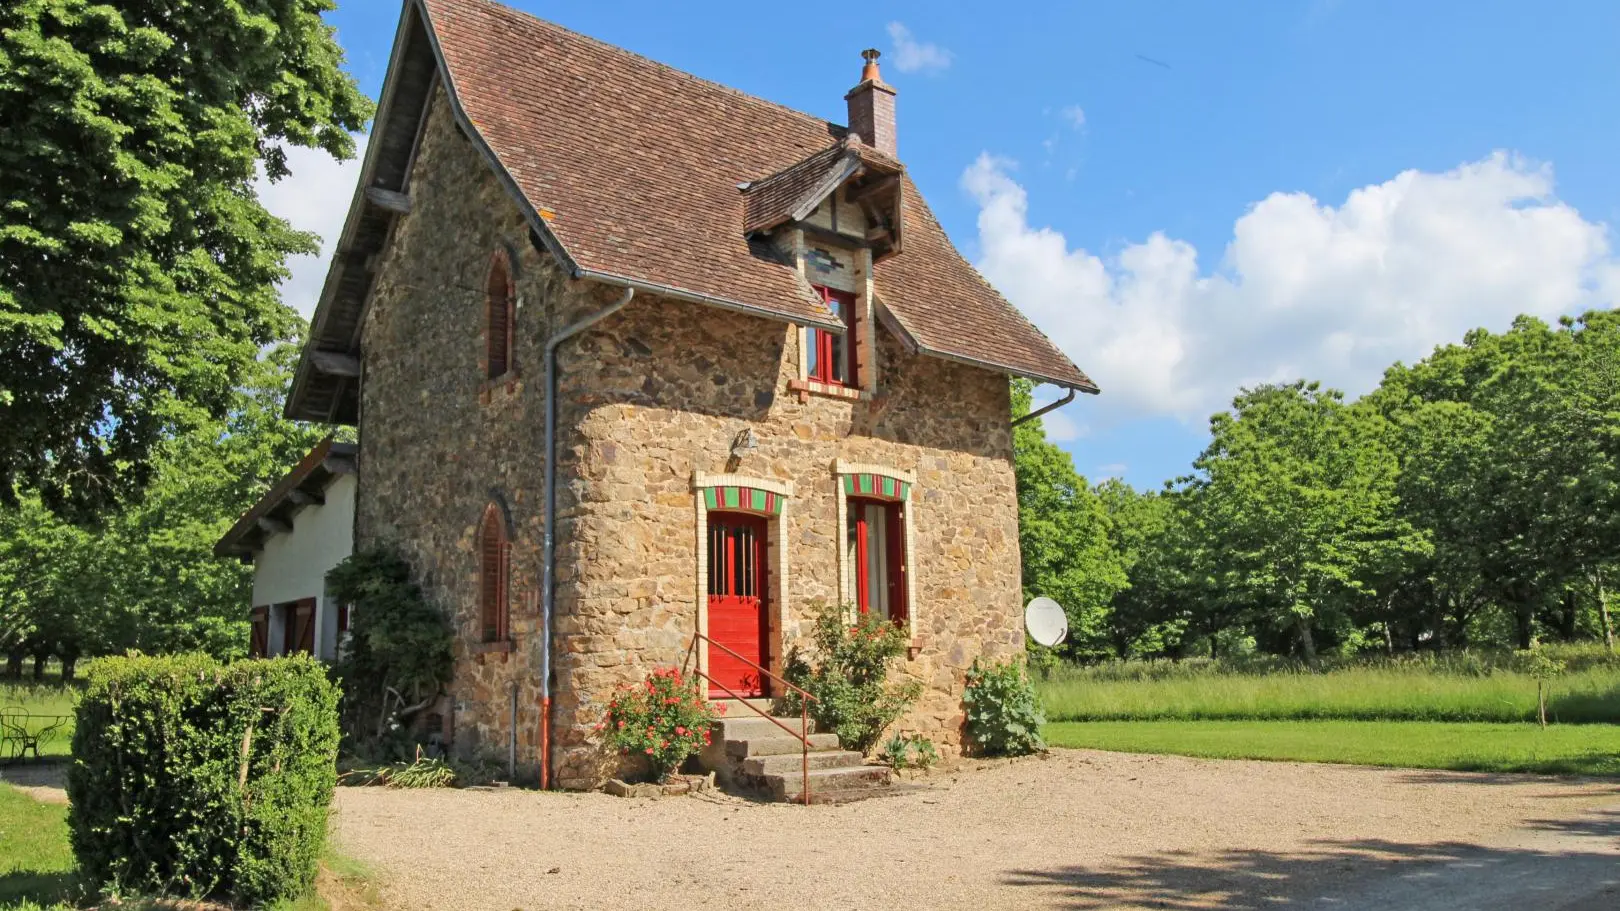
1044,720,1620,776
1038,663,1620,724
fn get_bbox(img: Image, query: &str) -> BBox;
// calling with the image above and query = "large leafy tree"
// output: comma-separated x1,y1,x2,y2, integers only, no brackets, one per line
0,0,370,517
1,343,326,674
1011,380,1127,658
1189,382,1423,662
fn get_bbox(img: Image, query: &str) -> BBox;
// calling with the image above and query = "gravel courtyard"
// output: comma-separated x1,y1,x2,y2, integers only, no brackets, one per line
332,748,1620,911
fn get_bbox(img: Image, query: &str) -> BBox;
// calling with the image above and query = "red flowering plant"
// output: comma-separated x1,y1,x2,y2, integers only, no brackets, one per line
602,667,719,781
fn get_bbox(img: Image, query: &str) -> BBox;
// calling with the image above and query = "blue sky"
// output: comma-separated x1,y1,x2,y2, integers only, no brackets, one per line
269,0,1620,488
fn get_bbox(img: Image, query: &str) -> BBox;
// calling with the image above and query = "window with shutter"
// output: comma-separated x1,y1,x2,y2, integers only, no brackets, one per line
806,285,856,387
479,504,510,642
486,251,514,379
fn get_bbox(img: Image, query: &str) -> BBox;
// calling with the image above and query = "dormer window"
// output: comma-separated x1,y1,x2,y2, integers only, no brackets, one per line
807,286,857,387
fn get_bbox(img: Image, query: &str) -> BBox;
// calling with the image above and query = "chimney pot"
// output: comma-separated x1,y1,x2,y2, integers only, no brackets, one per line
846,49,897,158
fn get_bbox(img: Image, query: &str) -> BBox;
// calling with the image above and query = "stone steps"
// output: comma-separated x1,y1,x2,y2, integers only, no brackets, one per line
767,764,893,803
742,749,866,777
696,712,891,803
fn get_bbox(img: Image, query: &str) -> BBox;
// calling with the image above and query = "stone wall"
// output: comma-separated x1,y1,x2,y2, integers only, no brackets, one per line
549,297,1024,787
360,88,1026,790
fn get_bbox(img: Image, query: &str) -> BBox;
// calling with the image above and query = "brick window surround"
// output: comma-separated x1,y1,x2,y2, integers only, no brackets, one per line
834,461,918,652
692,472,793,693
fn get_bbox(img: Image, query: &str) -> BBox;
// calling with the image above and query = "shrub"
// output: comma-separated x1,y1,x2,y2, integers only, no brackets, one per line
878,732,940,771
963,657,1045,756
68,653,340,906
781,603,923,753
603,667,718,781
326,546,453,755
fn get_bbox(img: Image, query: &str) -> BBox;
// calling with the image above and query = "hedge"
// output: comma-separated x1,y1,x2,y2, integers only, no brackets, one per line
66,653,340,906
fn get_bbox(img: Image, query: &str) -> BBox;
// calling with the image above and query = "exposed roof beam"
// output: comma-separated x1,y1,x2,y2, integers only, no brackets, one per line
364,186,413,215
309,350,361,377
848,173,899,203
288,489,324,507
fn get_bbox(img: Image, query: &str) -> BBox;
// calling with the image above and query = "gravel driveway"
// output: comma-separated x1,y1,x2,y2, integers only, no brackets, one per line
331,749,1620,911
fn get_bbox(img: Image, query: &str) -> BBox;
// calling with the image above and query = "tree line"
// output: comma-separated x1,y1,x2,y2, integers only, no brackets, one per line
1015,310,1620,664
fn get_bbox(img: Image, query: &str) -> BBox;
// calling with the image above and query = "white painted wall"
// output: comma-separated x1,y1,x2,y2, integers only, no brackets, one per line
252,473,356,659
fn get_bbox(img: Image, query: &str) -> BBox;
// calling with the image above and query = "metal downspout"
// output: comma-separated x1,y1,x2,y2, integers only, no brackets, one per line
1010,386,1077,428
539,288,634,789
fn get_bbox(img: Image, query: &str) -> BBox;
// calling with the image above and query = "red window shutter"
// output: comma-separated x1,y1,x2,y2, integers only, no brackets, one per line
886,502,907,625
250,608,268,658
297,600,317,653
487,254,513,378
480,506,509,641
808,286,858,387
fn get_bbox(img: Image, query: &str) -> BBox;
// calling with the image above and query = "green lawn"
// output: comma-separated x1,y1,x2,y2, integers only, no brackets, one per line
0,683,79,759
0,784,75,910
1038,664,1620,724
1044,720,1620,776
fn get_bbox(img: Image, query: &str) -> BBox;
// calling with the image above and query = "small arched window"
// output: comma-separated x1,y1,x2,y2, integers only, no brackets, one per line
486,251,514,379
479,503,510,642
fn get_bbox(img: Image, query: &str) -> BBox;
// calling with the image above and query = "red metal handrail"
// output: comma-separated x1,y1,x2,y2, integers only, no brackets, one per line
683,631,816,805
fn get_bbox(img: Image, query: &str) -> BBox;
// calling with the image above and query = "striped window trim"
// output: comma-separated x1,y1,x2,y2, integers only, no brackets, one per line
701,485,784,517
841,473,909,502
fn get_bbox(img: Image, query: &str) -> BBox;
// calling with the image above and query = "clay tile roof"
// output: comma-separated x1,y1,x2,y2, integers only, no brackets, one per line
417,0,1095,390
743,143,860,235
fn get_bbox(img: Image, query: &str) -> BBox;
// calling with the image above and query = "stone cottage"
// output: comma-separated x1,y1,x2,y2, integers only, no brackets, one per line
273,0,1096,790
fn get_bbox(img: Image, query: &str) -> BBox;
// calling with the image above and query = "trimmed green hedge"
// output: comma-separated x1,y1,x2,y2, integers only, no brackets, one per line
67,653,340,906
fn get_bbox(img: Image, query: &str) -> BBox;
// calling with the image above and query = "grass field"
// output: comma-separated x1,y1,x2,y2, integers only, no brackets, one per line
0,682,80,759
1044,720,1620,776
1038,651,1620,725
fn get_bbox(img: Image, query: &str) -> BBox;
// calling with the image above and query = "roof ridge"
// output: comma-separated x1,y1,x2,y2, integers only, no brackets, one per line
456,0,853,139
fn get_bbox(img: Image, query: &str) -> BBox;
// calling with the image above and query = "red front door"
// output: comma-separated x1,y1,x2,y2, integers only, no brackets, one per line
707,513,769,698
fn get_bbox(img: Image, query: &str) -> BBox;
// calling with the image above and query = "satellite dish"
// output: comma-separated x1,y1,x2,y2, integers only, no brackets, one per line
1025,597,1068,647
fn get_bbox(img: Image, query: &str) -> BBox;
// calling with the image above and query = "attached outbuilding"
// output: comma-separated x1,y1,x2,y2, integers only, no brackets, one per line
215,437,357,660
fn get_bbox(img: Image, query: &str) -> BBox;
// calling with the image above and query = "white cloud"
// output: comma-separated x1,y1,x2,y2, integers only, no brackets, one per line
1095,463,1128,478
963,151,1620,424
255,134,369,319
1061,105,1086,130
886,22,952,75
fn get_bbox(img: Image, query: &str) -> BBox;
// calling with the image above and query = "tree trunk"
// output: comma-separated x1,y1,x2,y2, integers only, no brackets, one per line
1591,568,1614,654
60,654,78,683
1514,602,1534,651
31,653,47,680
1538,680,1548,728
1296,615,1318,666
1558,589,1579,641
3,650,21,679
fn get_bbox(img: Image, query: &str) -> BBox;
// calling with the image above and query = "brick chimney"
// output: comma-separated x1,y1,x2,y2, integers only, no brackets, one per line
845,49,897,158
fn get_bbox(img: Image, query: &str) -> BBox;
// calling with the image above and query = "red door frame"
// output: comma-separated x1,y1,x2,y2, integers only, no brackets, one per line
706,512,769,698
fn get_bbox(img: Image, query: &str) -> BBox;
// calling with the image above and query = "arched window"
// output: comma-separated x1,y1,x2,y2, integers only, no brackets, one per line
479,504,510,642
486,251,514,379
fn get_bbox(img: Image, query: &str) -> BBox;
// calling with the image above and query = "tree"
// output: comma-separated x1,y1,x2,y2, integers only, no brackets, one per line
0,0,371,517
1189,382,1423,663
0,343,327,668
1011,381,1127,659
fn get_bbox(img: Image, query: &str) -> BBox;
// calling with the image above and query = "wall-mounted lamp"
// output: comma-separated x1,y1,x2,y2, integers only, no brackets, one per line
730,427,758,460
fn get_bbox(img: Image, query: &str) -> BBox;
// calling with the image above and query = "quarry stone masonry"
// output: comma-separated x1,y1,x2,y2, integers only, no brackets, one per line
358,89,1026,788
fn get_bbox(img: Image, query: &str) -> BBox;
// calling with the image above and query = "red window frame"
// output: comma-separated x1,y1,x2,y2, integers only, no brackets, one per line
807,286,857,387
849,497,908,626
